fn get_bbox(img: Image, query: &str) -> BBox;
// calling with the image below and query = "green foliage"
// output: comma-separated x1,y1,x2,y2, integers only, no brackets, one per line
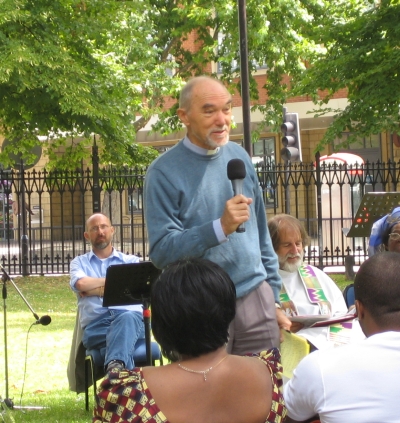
0,0,160,169
1,0,386,168
294,0,400,150
246,0,321,134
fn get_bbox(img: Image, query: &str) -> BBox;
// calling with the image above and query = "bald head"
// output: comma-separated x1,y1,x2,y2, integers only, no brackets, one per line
84,213,114,255
354,252,400,331
86,213,111,230
177,76,232,150
179,76,230,112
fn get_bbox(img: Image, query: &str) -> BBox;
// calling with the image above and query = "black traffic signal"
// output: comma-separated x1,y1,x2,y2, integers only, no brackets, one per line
281,111,302,162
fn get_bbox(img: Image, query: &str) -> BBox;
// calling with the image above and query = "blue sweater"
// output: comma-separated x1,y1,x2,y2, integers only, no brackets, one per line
144,139,281,300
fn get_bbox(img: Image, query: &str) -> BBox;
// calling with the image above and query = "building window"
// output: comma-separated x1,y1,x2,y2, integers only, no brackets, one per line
333,133,381,150
127,188,142,213
334,132,382,165
252,137,275,165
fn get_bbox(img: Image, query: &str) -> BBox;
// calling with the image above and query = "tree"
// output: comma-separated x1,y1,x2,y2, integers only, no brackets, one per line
0,0,161,169
0,0,357,168
293,0,400,150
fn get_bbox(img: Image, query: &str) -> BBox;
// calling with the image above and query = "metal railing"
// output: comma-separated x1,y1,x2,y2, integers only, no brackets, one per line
1,160,399,275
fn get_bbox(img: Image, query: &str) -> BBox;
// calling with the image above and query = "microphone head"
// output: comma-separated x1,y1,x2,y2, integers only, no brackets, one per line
227,159,246,180
39,315,51,326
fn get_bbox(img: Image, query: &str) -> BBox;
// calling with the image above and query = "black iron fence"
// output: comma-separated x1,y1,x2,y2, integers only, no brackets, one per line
1,160,399,276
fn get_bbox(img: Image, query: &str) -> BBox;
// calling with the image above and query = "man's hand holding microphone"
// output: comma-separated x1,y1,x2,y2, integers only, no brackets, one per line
221,159,252,236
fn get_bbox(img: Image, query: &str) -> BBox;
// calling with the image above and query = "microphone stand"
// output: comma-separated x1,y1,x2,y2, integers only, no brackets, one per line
0,264,49,409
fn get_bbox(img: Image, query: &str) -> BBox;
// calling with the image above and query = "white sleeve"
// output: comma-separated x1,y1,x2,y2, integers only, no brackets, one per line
283,352,325,421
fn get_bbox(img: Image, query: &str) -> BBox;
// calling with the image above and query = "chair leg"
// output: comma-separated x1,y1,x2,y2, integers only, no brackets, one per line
84,355,99,411
92,363,98,407
84,357,90,411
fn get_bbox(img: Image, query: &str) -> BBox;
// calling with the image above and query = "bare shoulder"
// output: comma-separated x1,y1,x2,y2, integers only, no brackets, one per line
142,356,274,423
240,353,272,371
221,356,274,423
229,354,273,389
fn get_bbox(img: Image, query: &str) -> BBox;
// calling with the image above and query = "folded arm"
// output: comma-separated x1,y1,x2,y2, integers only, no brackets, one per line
70,257,105,296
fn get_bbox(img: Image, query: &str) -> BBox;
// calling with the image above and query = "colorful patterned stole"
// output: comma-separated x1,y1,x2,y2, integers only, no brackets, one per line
280,264,352,346
279,265,331,316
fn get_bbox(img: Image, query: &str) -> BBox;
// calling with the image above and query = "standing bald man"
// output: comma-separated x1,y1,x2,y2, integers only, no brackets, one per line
145,76,286,355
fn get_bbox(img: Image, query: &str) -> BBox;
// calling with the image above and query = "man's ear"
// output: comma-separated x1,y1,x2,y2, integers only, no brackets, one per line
84,231,89,241
355,299,364,320
177,108,190,126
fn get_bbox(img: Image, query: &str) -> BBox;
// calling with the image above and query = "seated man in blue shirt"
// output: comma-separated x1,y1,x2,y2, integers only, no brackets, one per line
70,213,144,373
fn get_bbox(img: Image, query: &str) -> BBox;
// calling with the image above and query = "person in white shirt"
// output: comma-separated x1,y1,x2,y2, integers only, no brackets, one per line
284,251,400,423
268,214,362,351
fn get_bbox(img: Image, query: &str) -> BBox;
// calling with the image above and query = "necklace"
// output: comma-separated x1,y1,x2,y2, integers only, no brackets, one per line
178,355,228,381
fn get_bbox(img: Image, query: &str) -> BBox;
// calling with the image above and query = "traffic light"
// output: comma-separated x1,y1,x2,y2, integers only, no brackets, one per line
281,111,302,162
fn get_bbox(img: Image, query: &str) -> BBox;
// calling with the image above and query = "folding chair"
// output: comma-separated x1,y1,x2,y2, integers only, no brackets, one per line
84,337,162,411
343,283,355,308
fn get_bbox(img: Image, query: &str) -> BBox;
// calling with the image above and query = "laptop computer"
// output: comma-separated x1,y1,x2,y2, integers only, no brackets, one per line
102,261,161,307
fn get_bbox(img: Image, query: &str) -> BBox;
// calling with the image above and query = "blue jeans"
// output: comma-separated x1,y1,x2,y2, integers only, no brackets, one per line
82,309,145,370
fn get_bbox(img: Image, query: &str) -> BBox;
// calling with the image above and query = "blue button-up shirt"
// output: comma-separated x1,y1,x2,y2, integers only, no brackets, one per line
70,249,140,328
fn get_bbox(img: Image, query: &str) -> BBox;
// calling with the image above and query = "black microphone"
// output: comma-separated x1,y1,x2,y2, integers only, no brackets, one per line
227,158,247,233
35,315,51,326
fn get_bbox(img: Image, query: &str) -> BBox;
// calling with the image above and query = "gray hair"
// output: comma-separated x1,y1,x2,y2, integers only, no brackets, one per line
268,214,310,251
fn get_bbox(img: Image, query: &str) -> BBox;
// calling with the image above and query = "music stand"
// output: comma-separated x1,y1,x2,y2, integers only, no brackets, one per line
345,192,400,238
102,261,161,365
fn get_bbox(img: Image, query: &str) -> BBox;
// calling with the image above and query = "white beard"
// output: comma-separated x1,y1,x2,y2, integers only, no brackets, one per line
279,252,304,273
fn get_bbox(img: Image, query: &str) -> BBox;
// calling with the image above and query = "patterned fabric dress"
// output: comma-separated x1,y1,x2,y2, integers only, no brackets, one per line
92,348,286,423
245,349,287,422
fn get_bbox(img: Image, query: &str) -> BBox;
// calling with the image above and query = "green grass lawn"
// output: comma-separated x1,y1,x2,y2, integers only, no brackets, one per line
0,275,89,423
0,272,354,423
327,273,352,291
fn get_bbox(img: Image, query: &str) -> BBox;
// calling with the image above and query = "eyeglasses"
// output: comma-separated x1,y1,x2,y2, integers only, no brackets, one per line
89,224,111,233
389,232,400,242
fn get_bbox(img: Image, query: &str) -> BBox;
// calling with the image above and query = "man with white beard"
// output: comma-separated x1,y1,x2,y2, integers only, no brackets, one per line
268,214,363,351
